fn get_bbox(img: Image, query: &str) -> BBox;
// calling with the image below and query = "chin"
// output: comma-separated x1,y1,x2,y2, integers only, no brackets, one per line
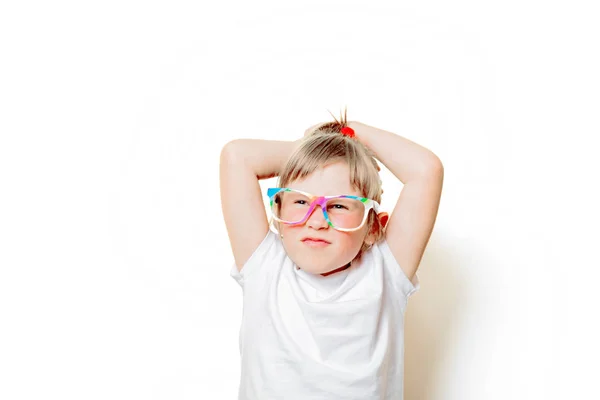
294,262,325,274
291,257,327,274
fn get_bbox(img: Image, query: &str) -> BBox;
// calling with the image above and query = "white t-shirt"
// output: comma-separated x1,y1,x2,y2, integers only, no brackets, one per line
230,229,420,400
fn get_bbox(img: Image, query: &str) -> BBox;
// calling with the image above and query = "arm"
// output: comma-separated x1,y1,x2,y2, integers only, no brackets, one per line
220,138,301,271
349,121,444,281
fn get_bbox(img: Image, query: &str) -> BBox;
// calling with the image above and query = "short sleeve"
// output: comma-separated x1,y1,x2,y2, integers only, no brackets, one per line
376,239,421,298
229,229,281,288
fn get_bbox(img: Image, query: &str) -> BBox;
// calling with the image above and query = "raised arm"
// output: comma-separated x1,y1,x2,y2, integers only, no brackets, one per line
349,121,444,281
220,138,301,271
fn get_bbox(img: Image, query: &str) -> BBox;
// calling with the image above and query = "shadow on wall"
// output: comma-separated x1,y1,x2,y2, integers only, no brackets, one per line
404,234,468,399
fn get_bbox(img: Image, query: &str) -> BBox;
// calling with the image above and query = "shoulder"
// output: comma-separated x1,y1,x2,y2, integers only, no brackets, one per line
229,229,286,286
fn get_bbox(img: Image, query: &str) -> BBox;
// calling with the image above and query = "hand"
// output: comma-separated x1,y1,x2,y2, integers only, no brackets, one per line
348,121,381,172
303,121,381,172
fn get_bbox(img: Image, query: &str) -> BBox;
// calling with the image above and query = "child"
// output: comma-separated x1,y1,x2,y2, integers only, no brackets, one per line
219,109,444,400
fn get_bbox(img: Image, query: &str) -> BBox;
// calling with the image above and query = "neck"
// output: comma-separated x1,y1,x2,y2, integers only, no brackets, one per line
320,261,352,277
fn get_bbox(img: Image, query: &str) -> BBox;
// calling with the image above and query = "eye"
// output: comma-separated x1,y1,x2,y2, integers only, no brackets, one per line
294,199,312,206
330,203,348,209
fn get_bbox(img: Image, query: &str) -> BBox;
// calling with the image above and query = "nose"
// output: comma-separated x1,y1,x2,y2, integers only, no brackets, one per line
306,202,328,229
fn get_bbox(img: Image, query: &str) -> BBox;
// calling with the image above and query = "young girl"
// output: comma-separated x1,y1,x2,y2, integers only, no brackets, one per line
219,109,444,400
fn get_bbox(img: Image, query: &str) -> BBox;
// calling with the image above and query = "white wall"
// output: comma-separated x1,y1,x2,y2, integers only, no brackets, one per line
1,0,598,399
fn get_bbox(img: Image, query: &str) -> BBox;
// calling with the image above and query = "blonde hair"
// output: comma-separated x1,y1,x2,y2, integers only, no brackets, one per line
270,109,386,262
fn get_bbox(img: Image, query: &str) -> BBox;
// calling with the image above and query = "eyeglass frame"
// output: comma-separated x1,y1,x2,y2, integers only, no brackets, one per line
266,187,381,232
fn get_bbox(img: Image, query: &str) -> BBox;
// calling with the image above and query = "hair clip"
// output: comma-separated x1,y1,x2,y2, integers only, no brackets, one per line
340,126,355,138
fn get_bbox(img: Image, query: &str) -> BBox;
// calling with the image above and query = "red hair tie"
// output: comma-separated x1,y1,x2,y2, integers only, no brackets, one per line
340,126,355,138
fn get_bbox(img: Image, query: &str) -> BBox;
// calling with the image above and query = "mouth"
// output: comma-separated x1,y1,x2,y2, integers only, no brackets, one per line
301,238,331,247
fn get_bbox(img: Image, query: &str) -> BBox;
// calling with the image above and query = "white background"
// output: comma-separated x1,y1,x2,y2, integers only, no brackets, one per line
1,0,598,399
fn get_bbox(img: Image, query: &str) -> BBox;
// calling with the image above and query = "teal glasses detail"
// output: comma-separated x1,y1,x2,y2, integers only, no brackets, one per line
267,187,380,232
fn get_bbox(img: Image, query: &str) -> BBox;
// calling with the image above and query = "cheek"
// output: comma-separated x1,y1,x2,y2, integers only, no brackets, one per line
337,232,367,250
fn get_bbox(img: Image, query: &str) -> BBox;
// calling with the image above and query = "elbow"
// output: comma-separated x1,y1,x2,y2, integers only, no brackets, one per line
221,140,243,163
423,154,444,176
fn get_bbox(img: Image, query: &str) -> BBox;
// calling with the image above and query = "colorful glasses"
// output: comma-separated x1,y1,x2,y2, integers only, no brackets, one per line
267,187,380,232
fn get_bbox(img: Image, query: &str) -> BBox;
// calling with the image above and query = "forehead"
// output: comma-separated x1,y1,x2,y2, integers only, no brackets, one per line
287,161,361,196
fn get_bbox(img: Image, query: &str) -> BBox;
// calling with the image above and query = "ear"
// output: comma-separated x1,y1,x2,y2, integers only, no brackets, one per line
365,212,389,246
378,212,389,229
